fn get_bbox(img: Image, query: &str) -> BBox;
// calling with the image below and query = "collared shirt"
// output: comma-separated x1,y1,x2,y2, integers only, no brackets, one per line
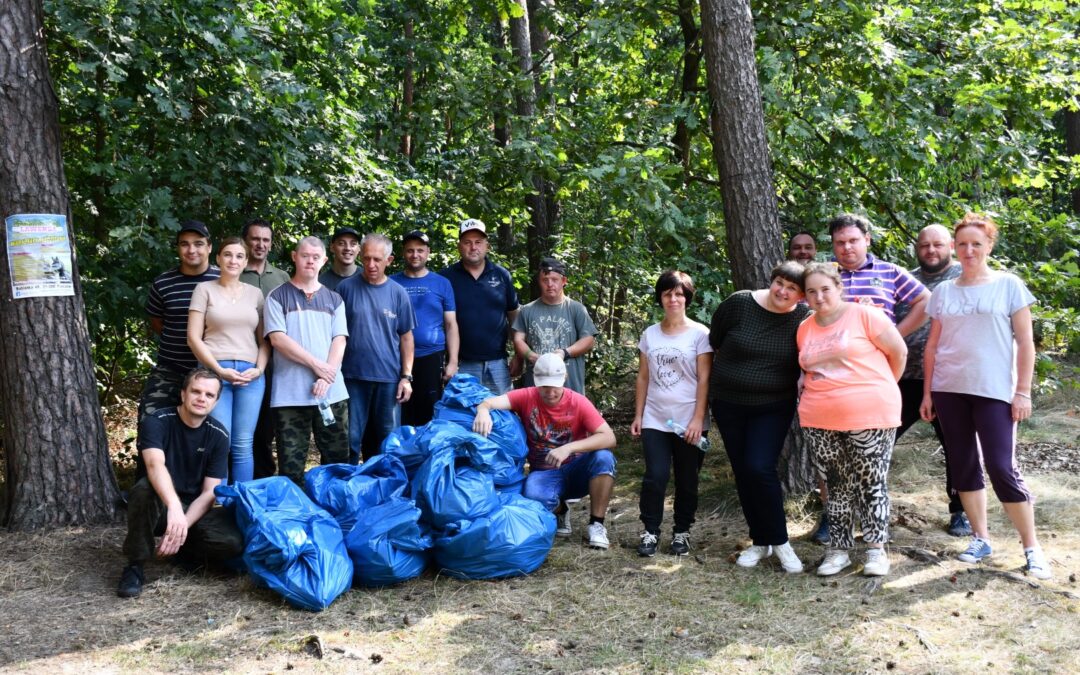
835,252,926,322
440,259,520,362
240,262,291,298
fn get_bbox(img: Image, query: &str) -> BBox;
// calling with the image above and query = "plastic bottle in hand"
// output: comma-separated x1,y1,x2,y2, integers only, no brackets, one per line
666,419,710,451
318,398,336,426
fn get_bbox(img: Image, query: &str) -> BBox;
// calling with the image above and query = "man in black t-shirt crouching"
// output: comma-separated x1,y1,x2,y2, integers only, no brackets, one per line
117,367,244,598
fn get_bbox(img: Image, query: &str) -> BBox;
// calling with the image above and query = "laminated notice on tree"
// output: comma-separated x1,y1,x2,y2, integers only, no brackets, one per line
5,214,74,299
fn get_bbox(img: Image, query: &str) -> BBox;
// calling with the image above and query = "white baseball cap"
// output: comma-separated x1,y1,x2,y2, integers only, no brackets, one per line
533,353,567,387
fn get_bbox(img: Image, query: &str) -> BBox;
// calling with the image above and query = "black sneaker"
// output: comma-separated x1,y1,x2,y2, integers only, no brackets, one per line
117,563,144,598
637,531,658,557
670,531,691,556
947,512,973,537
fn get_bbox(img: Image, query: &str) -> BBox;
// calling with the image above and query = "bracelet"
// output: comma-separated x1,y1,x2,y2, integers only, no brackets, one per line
562,348,571,360
1015,392,1031,400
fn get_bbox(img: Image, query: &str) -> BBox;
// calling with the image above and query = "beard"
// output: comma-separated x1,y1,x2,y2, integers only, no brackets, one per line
919,257,952,274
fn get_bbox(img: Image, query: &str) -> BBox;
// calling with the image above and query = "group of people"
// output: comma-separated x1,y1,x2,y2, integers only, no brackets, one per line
666,213,1049,580
118,217,609,597
117,209,1051,599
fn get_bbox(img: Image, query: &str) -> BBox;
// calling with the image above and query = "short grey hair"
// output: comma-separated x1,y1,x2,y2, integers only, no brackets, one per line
361,233,393,258
296,235,325,253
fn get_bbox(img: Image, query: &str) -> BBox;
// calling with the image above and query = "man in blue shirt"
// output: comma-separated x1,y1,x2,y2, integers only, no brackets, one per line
391,230,459,425
339,233,416,462
440,219,520,395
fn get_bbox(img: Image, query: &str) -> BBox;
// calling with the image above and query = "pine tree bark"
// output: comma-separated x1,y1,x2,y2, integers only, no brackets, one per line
0,0,120,529
698,0,784,290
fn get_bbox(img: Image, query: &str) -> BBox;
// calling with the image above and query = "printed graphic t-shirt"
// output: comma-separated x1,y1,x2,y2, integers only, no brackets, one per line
506,387,607,471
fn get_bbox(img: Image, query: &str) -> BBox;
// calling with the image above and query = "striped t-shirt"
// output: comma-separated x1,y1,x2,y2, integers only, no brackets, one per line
146,266,221,373
836,253,926,322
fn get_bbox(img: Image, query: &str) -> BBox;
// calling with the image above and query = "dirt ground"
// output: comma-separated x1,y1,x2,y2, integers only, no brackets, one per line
1,392,1079,673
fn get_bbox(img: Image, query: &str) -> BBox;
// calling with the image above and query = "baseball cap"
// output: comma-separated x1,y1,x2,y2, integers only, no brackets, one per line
459,218,487,238
177,219,210,242
331,227,360,242
533,353,567,387
539,257,567,276
403,230,430,246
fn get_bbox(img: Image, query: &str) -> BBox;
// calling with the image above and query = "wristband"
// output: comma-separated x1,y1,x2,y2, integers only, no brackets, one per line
1015,392,1031,400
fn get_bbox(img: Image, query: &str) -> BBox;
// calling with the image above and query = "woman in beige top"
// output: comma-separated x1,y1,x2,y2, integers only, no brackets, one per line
188,236,269,483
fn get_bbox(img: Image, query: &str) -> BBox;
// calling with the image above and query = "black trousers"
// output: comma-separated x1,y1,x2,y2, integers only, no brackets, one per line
122,478,244,565
401,350,445,427
638,429,705,534
897,379,962,514
252,361,276,479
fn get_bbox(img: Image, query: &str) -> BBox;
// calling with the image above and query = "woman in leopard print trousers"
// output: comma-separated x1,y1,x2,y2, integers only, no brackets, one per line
797,263,908,577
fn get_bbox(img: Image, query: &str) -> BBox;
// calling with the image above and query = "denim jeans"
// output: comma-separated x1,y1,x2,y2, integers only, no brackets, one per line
210,360,265,484
344,378,400,464
458,358,512,395
523,450,617,512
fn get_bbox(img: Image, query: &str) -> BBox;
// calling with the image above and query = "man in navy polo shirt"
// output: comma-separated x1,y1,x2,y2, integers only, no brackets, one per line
440,218,520,395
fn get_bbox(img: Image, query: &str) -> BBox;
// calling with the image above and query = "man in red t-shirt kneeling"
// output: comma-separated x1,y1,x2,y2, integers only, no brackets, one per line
473,353,617,550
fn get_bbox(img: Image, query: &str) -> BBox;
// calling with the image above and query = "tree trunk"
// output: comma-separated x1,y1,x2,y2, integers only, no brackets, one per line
1066,109,1080,216
0,0,120,529
527,0,555,107
673,0,702,175
400,18,415,159
489,18,515,251
777,412,816,496
698,0,784,290
509,0,552,281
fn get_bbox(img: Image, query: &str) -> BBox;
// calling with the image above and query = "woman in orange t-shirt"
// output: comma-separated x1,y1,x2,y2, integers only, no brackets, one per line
797,263,907,578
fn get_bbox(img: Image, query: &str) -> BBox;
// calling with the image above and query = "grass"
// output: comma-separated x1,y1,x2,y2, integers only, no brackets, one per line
1,389,1079,673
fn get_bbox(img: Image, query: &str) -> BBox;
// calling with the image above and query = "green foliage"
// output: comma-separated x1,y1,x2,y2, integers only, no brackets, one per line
43,0,1080,398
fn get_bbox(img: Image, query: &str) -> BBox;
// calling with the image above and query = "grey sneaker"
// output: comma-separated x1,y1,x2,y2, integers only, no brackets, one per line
774,542,804,573
1024,548,1052,580
556,509,572,538
586,522,609,550
863,547,890,576
947,512,973,537
816,548,852,576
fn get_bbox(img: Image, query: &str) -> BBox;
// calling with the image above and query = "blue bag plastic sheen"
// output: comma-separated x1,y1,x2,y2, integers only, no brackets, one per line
304,455,409,532
346,496,432,587
217,477,353,611
412,448,500,531
433,493,557,580
432,375,528,486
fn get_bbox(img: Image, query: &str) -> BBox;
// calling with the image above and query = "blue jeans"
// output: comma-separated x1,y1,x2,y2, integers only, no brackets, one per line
345,378,400,464
523,450,617,512
210,360,265,484
458,358,512,395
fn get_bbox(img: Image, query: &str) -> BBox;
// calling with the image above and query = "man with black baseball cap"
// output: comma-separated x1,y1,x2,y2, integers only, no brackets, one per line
138,220,220,422
440,218,520,395
391,230,460,425
512,256,597,394
319,226,361,292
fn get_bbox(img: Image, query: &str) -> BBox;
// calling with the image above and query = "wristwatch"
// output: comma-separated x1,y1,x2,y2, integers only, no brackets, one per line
401,374,413,383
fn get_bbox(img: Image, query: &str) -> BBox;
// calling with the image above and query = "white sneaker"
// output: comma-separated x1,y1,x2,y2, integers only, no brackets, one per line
1024,547,1052,580
816,548,852,576
586,522,609,550
774,541,804,573
863,547,890,576
555,509,572,538
736,545,772,568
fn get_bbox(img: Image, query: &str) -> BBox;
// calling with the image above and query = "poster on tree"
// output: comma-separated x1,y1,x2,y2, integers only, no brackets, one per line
5,213,75,299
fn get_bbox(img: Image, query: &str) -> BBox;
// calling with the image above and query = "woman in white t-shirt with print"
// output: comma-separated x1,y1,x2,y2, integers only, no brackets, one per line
630,271,713,557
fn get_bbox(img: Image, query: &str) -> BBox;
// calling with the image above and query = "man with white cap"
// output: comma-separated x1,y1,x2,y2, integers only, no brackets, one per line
440,218,520,394
473,353,617,549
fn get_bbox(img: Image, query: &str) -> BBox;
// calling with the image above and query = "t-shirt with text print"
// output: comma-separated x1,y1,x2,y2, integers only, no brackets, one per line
638,321,713,433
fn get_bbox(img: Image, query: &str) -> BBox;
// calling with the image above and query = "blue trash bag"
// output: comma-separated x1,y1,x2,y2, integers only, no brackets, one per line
433,492,557,580
304,455,409,532
381,425,427,478
216,477,353,611
412,447,500,531
345,496,432,587
433,375,527,486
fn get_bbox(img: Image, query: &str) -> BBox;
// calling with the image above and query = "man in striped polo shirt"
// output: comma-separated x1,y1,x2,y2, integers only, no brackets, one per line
808,213,930,544
138,220,220,422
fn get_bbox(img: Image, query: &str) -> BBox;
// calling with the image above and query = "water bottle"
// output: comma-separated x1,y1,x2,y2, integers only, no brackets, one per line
666,419,710,451
318,398,336,427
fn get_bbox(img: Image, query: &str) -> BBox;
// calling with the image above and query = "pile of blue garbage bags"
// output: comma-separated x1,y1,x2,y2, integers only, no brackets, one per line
215,375,557,611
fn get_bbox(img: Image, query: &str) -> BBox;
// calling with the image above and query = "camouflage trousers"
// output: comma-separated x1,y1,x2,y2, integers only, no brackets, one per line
122,478,244,565
274,401,350,486
138,365,186,423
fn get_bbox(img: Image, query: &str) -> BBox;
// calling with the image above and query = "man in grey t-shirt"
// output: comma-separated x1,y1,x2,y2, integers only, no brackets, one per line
512,257,598,394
